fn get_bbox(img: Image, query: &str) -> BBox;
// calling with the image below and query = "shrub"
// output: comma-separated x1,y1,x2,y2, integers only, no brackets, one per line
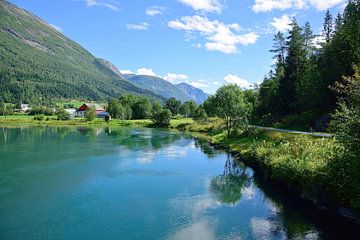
33,114,45,121
28,106,54,116
193,107,208,122
85,107,96,121
56,108,71,120
151,108,172,127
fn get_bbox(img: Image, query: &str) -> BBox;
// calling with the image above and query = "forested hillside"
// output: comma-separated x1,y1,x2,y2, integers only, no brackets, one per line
0,0,163,104
254,2,360,131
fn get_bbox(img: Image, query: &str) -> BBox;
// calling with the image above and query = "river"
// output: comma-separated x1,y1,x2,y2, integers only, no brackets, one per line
0,126,359,239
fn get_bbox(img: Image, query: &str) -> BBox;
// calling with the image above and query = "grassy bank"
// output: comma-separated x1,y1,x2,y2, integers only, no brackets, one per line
0,115,194,128
177,118,360,221
0,115,153,127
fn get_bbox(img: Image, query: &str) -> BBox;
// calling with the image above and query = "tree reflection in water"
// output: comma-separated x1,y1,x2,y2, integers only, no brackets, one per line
210,154,250,205
194,138,218,159
104,127,181,151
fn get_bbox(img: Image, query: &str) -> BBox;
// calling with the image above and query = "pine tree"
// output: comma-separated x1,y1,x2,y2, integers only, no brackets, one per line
323,9,334,43
335,12,343,32
270,32,287,66
279,19,306,114
303,22,314,57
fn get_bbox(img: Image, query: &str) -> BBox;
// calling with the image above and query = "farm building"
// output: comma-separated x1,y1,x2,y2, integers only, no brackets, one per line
75,103,109,119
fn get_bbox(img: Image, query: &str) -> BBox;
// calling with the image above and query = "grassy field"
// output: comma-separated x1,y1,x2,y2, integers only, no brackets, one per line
0,115,194,128
0,115,152,127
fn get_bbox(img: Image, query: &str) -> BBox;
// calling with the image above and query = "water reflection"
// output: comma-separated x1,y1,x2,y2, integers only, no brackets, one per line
77,127,104,138
194,138,218,158
210,154,250,205
104,127,182,151
169,220,216,240
1,126,359,240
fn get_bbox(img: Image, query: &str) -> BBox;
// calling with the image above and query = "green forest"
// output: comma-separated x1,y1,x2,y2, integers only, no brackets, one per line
252,3,360,131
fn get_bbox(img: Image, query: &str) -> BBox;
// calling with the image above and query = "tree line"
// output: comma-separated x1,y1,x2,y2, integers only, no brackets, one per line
254,1,360,130
106,95,207,126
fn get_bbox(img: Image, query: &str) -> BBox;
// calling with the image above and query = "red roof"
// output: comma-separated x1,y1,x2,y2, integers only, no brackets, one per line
78,103,104,112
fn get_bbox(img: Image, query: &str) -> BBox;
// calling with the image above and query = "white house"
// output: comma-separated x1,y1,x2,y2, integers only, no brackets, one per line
64,108,76,117
21,104,30,112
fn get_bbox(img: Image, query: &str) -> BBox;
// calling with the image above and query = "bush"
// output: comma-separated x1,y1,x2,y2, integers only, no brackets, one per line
33,114,45,121
151,109,172,127
0,102,14,116
193,107,208,122
28,106,54,116
328,66,360,211
241,126,265,139
56,108,71,120
85,107,96,121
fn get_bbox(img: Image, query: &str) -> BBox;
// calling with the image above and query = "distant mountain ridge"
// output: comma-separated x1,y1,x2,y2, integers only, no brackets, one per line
175,83,209,104
0,0,164,103
123,74,209,104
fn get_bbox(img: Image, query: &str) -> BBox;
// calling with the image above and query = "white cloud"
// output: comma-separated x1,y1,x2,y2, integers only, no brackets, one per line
252,0,292,12
49,24,63,32
85,0,97,7
168,15,259,54
205,42,237,54
186,79,221,93
102,3,118,11
224,74,252,89
252,0,346,12
178,0,223,14
146,6,165,16
190,79,209,89
126,22,149,31
170,220,216,240
136,68,157,76
312,34,326,49
84,0,118,11
120,69,134,74
309,0,346,11
163,73,189,83
270,14,292,32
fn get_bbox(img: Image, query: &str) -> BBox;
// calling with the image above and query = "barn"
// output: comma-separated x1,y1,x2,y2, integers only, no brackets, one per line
75,103,105,117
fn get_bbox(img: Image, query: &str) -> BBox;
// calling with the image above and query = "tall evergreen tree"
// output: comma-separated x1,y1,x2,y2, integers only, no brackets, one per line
335,12,343,32
279,19,306,114
270,32,287,66
323,9,334,43
303,21,314,57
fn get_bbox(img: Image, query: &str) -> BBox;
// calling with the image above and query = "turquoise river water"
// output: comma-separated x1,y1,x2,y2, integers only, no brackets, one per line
0,126,359,239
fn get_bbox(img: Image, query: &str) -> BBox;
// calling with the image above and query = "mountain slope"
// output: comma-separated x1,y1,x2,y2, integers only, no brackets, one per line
126,75,192,102
122,73,209,103
0,0,163,103
175,83,209,104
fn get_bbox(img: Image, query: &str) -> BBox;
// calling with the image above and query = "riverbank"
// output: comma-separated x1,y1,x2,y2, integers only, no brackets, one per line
178,119,360,225
0,115,194,128
1,115,359,224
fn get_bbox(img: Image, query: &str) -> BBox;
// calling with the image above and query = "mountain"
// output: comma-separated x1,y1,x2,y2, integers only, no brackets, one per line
175,83,209,104
0,0,164,103
122,74,209,104
125,75,192,102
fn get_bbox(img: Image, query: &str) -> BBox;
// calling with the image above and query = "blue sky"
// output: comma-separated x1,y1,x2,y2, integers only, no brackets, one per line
10,0,346,93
